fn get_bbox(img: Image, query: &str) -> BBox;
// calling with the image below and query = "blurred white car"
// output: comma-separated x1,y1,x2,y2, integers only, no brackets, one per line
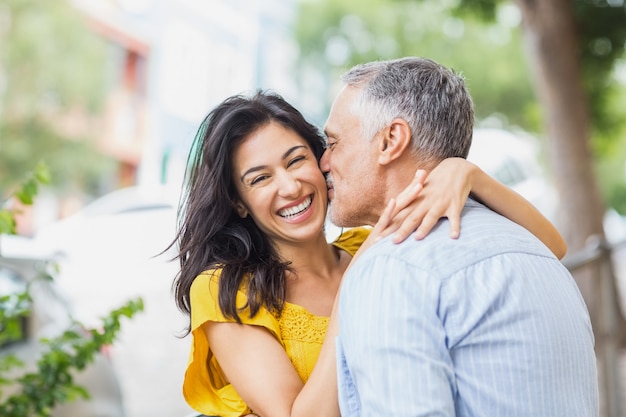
27,186,178,324
27,185,191,416
0,254,126,417
28,185,180,326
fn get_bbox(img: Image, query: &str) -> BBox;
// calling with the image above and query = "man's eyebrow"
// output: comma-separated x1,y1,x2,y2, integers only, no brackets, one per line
240,145,307,182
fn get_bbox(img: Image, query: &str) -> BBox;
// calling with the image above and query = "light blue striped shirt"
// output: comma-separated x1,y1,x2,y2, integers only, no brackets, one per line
337,199,598,417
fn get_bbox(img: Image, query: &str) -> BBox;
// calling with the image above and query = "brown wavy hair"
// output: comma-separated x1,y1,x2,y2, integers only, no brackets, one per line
170,90,326,333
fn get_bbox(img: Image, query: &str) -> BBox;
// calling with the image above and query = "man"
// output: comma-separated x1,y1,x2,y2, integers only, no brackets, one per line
321,57,598,416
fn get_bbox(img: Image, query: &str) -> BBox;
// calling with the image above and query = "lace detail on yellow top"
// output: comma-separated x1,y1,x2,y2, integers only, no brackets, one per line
279,303,329,343
279,303,329,381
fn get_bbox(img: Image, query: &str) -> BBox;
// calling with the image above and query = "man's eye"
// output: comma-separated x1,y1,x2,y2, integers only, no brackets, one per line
326,142,337,151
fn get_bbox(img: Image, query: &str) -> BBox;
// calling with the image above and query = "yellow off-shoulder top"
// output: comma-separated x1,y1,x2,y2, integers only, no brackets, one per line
182,228,369,417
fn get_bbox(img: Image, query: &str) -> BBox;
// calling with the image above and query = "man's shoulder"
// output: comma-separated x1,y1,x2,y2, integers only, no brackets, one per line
360,200,555,274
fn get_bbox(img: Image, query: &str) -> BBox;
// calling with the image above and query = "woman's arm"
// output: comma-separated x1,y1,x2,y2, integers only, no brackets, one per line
463,160,567,258
204,318,340,417
376,158,567,259
204,306,342,417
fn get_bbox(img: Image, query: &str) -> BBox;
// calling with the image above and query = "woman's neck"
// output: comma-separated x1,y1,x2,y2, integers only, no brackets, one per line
278,232,342,277
278,231,351,316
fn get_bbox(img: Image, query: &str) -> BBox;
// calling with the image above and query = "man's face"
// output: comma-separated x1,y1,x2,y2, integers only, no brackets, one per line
321,86,382,227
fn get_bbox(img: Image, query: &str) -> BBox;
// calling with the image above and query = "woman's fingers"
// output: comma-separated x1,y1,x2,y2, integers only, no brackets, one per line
413,205,462,240
447,210,461,239
391,208,426,243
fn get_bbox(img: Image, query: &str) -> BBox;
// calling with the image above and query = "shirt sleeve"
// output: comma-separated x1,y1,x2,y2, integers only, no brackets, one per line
336,254,456,417
183,269,281,417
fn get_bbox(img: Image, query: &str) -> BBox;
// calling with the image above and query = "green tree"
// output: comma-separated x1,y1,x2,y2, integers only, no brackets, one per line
0,0,116,199
452,5,626,415
295,0,540,129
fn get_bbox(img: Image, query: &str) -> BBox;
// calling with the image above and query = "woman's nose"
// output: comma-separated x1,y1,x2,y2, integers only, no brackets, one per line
276,171,301,197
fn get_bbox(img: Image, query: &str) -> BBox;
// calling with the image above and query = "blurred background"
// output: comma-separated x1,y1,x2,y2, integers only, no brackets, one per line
1,0,626,416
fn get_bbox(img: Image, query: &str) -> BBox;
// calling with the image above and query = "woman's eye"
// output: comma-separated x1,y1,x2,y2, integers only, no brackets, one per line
288,156,305,167
250,175,268,185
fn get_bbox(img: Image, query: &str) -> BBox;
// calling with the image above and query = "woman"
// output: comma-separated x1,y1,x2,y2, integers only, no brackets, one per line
172,91,565,417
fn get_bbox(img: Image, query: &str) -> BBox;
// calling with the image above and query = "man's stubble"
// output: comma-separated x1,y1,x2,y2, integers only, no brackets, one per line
327,168,386,228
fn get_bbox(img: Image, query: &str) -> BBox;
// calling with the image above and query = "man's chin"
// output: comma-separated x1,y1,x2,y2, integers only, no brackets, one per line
327,204,344,227
328,203,357,228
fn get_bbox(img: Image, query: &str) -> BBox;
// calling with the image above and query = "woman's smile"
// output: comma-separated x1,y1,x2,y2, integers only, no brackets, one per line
278,195,313,219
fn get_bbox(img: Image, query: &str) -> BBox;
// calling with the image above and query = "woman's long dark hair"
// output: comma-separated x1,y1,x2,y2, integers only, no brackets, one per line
171,90,326,333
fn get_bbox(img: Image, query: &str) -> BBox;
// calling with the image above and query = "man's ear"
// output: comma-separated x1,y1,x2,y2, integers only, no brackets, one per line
234,201,249,218
378,118,412,166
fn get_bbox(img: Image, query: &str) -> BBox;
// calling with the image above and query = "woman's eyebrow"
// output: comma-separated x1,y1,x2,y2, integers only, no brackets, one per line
282,145,307,160
240,165,267,182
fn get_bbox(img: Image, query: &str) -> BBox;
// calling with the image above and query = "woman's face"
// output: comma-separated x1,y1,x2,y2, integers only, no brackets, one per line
231,122,328,247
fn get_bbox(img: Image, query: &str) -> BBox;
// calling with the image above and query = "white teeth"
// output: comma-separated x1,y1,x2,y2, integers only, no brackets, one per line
279,196,312,218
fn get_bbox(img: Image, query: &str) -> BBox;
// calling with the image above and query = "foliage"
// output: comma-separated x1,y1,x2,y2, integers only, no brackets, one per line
0,166,144,416
0,298,144,417
0,162,50,236
450,0,626,149
0,0,116,196
0,291,31,347
0,0,107,113
294,0,537,129
454,0,626,214
0,117,117,198
575,2,626,136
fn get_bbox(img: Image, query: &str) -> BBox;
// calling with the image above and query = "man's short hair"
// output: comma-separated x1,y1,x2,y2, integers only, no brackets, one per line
342,57,474,165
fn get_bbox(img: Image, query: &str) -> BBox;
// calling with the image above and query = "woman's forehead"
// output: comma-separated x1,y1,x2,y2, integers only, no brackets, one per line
233,123,309,164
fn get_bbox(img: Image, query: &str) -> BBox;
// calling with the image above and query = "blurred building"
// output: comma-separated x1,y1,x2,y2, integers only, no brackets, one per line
72,0,299,191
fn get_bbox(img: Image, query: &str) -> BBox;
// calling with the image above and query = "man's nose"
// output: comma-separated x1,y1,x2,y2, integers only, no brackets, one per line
320,148,330,173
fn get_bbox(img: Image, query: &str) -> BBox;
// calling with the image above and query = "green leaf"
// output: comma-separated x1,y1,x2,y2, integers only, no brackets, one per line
0,210,17,235
33,162,51,185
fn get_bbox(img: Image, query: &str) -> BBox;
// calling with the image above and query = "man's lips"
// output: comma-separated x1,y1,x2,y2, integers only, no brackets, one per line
325,175,334,192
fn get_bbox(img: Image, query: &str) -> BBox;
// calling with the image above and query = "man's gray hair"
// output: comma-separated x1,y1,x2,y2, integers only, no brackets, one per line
342,57,474,164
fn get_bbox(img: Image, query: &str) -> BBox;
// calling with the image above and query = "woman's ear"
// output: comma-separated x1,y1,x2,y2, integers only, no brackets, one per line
235,201,249,218
378,118,412,165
